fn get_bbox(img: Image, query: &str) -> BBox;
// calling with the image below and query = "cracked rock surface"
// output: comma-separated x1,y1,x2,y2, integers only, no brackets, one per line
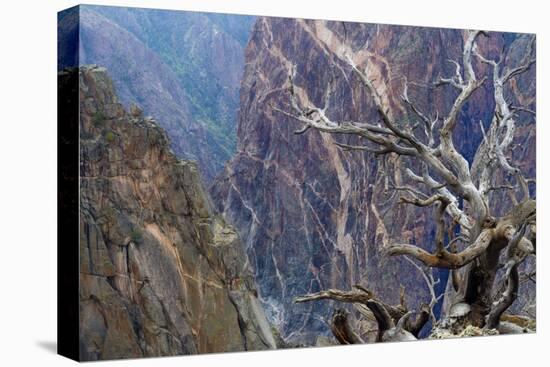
71,66,276,361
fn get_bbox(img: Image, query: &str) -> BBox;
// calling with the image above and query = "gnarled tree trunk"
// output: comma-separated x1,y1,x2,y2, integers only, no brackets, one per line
279,29,536,342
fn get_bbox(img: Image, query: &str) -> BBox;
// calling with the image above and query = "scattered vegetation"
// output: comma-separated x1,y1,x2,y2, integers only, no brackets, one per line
104,130,116,143
130,228,143,244
92,110,106,127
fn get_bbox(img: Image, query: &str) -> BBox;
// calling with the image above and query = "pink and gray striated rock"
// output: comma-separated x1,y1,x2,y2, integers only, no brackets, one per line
211,18,535,344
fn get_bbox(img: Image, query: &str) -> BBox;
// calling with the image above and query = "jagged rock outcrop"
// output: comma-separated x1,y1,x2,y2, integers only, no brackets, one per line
211,18,535,344
72,66,275,360
58,5,255,181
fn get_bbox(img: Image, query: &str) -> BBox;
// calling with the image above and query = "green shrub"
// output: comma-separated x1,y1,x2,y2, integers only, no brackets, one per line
92,110,106,127
130,228,143,244
104,130,115,143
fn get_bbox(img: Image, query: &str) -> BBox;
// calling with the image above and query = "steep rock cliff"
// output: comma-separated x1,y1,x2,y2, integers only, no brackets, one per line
73,66,275,360
211,18,535,344
58,5,255,181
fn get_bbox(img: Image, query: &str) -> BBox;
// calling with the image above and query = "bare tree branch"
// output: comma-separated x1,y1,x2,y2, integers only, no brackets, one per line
282,28,536,337
331,309,364,344
405,304,431,337
386,229,494,269
366,299,395,341
404,256,445,325
294,287,406,321
473,35,536,204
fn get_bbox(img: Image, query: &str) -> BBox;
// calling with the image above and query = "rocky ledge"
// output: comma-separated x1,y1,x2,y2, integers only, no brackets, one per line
69,65,276,360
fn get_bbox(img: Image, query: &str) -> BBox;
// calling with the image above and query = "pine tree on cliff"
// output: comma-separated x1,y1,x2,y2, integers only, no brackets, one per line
277,30,536,342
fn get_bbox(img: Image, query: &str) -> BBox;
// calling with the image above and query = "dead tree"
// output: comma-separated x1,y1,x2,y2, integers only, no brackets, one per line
403,256,445,326
330,309,364,344
279,30,536,341
295,287,424,341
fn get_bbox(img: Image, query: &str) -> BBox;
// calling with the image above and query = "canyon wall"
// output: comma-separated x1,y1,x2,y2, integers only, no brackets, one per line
211,18,536,344
58,5,255,181
72,66,275,360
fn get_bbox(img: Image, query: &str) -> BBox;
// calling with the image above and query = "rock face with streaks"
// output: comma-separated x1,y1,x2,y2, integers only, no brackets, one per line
211,18,535,344
73,66,276,361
